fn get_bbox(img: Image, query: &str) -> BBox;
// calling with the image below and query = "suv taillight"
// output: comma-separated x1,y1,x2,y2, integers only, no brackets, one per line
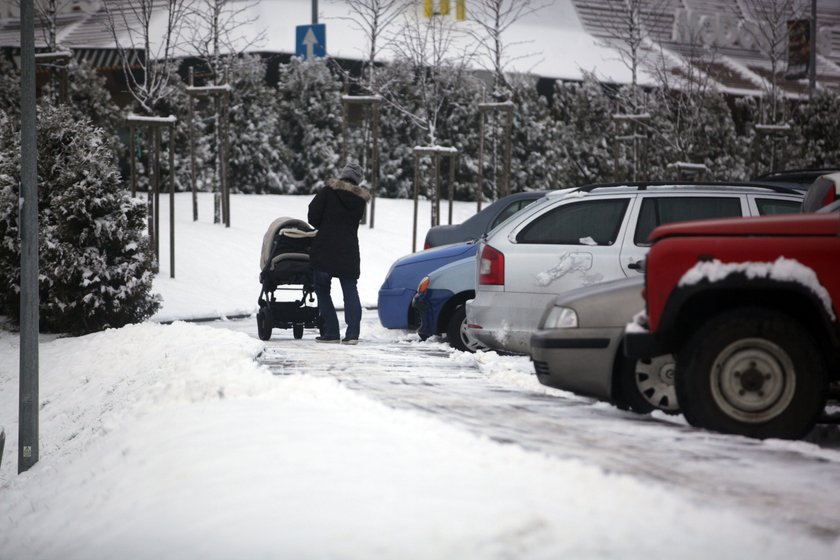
479,245,505,285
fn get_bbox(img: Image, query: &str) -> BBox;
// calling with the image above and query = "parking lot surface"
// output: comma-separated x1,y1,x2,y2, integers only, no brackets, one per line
215,316,840,542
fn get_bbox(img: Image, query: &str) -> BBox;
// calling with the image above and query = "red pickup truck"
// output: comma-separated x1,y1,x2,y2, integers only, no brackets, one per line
625,213,840,439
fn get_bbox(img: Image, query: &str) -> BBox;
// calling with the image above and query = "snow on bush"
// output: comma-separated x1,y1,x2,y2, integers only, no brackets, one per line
0,104,160,334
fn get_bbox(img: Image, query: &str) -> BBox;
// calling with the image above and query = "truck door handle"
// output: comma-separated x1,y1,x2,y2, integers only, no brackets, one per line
628,260,644,271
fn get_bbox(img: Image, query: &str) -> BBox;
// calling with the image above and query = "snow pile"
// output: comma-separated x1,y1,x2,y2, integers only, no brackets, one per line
624,310,650,334
1,323,837,559
678,257,836,320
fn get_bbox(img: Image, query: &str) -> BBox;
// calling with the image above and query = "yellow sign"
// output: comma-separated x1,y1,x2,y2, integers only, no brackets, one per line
456,0,466,20
423,0,465,20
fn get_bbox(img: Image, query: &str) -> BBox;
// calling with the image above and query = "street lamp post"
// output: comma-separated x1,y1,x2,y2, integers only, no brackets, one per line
19,0,39,474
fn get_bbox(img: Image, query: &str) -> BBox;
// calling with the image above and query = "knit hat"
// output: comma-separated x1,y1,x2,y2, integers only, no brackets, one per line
339,162,365,186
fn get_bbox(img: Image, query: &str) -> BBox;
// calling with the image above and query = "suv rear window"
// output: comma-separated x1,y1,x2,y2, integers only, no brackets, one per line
634,197,741,246
755,198,801,215
517,199,630,245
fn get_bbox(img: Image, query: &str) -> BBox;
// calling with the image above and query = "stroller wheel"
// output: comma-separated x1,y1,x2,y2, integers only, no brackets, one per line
257,307,273,341
293,324,304,339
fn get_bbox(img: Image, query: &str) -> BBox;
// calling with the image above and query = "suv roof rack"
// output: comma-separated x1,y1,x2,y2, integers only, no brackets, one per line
571,181,803,196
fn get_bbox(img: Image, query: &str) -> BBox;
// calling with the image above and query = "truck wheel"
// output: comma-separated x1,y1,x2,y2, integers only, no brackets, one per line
293,324,304,339
618,354,679,415
257,307,273,341
675,308,826,439
446,305,486,353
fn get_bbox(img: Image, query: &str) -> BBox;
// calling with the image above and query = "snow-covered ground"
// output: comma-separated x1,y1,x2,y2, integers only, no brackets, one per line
1,193,839,559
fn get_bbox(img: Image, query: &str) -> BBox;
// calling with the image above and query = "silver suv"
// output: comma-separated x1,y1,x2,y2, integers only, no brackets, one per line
466,183,803,354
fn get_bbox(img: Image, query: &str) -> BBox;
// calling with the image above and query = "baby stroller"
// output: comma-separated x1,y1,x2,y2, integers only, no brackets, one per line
257,217,321,341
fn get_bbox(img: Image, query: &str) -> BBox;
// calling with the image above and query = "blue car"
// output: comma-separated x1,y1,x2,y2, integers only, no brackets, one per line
412,256,486,352
377,242,478,329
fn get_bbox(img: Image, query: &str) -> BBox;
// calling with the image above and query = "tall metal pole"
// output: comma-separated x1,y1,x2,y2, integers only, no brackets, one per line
370,103,380,229
312,0,318,24
129,125,137,197
188,68,198,221
153,128,161,260
504,109,513,198
223,71,231,228
413,153,419,253
809,0,817,99
433,153,441,227
448,154,456,225
19,0,40,474
169,124,176,279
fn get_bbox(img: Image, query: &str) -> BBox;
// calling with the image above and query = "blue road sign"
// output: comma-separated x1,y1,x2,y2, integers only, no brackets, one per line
296,24,326,60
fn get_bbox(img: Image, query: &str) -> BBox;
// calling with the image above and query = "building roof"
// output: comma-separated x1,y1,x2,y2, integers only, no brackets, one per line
0,0,838,96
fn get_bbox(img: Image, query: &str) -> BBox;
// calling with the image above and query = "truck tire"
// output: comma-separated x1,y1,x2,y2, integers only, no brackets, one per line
675,308,826,439
618,354,679,415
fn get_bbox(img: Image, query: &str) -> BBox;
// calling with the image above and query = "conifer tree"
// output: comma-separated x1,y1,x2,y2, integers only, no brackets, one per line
791,90,840,169
506,75,563,192
0,57,19,117
276,58,342,192
227,54,293,194
0,105,160,334
376,60,424,198
552,76,613,186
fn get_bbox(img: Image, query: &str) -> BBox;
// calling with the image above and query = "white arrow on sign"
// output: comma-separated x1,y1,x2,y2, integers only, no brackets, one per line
303,27,318,59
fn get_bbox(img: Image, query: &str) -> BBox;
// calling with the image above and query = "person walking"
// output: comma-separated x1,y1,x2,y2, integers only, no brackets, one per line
308,162,371,344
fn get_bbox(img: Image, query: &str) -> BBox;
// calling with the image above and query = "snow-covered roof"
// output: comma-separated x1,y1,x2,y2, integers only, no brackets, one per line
1,0,839,95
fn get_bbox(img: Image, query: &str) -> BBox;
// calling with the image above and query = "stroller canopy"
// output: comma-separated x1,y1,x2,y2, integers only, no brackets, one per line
260,217,317,272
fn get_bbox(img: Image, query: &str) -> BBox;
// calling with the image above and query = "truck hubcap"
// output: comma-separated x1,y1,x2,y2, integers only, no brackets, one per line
711,338,795,423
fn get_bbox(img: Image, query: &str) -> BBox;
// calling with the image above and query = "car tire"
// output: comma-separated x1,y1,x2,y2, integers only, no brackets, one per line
257,307,273,341
675,308,826,439
293,323,304,339
618,354,680,415
446,305,486,353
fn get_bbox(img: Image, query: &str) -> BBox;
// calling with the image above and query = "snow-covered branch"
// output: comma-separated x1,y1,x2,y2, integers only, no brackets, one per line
103,0,193,114
466,0,550,97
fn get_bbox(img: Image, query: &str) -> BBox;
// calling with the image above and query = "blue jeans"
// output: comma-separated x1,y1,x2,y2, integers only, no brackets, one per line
313,270,362,339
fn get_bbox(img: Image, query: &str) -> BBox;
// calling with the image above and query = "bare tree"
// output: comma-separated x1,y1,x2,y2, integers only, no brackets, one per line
385,7,475,145
104,0,193,114
184,0,264,83
467,0,549,97
596,0,670,180
737,0,807,121
599,0,670,108
332,0,409,90
33,0,74,49
647,13,723,165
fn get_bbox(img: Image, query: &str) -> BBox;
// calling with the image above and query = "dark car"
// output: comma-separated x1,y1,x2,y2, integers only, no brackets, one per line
422,191,548,249
751,168,840,191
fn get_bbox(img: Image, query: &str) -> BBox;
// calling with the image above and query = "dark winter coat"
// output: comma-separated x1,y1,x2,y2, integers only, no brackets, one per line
308,178,371,279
